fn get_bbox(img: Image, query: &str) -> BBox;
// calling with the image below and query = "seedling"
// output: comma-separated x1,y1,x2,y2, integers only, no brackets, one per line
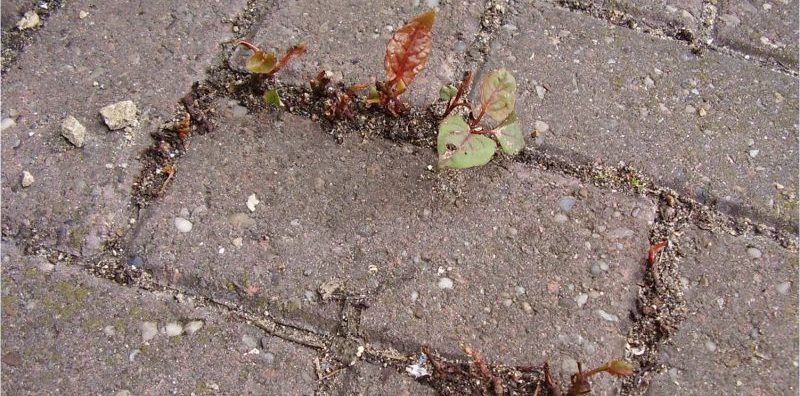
542,359,634,396
237,41,306,77
437,69,524,169
367,10,436,116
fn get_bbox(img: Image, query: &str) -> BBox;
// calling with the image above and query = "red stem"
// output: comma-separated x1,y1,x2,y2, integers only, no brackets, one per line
236,40,260,52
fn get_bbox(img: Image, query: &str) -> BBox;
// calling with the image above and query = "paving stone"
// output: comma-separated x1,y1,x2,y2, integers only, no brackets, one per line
485,2,798,230
131,107,656,392
0,242,317,395
0,0,245,256
648,228,798,395
714,0,799,68
229,0,485,106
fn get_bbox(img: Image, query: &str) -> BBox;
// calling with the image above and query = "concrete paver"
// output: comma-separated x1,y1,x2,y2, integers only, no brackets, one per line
229,0,486,107
1,0,245,257
130,106,656,391
0,242,318,395
647,228,798,394
715,0,799,68
485,2,798,230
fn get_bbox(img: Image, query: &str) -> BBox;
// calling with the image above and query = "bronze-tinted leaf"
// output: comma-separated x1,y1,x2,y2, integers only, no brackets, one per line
246,51,277,74
479,69,517,123
384,10,436,93
268,44,307,77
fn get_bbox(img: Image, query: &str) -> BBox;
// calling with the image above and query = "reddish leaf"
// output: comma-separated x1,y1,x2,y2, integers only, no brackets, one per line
268,43,307,77
647,240,668,265
384,10,436,94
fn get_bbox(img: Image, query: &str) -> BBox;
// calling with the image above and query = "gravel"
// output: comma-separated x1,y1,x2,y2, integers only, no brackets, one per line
21,171,34,187
575,293,588,308
61,116,87,147
184,320,204,335
558,196,577,212
596,309,619,322
100,100,138,130
554,213,568,223
437,277,454,289
747,247,762,259
141,321,158,342
174,217,193,233
775,282,791,295
164,322,183,337
246,193,260,212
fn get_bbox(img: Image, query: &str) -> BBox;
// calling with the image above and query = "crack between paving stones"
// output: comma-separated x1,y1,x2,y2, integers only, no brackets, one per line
8,0,797,394
553,0,798,77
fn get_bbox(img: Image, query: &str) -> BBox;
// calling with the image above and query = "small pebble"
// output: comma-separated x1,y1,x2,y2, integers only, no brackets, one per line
103,325,116,337
100,100,138,130
590,263,603,275
502,299,513,307
748,149,759,158
437,277,454,290
16,11,40,30
21,171,34,187
515,286,526,295
79,10,89,19
232,237,243,247
61,116,87,147
184,320,204,335
262,352,275,365
164,322,183,337
410,291,419,302
534,120,550,134
596,309,619,322
174,217,193,233
242,334,259,349
521,302,533,312
558,196,576,212
246,194,259,212
747,247,762,259
705,340,717,352
775,282,791,295
141,322,158,342
1,117,16,131
575,293,588,308
554,213,568,223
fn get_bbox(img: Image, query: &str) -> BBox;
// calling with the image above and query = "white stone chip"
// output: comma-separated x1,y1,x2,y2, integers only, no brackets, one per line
174,217,193,233
246,193,260,212
184,320,204,335
16,11,40,30
61,116,87,147
21,171,34,187
100,100,138,130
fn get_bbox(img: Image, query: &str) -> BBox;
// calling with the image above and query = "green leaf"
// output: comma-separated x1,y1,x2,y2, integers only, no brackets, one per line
437,115,496,169
246,51,277,74
439,85,457,101
264,89,283,108
480,69,516,123
494,112,524,155
366,86,381,104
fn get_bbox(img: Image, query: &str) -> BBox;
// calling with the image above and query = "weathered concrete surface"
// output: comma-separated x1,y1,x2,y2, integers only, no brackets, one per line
715,0,799,68
551,0,704,34
130,107,656,391
0,242,318,395
647,228,798,395
229,0,485,106
1,0,245,257
485,2,798,230
331,362,437,395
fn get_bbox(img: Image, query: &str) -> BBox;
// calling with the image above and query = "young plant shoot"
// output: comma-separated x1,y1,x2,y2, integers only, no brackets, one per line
437,69,525,169
367,10,436,116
